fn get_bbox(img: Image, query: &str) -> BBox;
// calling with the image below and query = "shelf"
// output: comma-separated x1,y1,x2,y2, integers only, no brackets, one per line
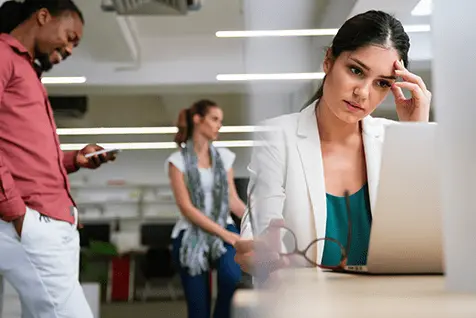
70,183,170,189
77,201,140,205
71,182,179,222
78,212,180,222
79,215,139,221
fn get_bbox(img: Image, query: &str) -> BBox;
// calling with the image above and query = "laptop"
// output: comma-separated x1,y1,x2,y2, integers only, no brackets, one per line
345,122,444,274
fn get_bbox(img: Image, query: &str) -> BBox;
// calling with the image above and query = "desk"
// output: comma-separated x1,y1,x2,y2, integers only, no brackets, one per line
123,248,148,301
232,269,476,318
84,247,147,303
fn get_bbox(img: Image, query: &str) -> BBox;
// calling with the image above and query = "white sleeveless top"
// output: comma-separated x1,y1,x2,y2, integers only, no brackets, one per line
165,147,236,238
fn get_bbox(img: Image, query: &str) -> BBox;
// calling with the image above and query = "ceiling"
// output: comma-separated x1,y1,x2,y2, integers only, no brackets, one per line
44,0,432,96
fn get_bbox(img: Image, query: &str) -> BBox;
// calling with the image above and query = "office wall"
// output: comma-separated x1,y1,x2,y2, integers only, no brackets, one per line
56,93,422,186
54,93,427,234
56,94,253,184
56,94,253,238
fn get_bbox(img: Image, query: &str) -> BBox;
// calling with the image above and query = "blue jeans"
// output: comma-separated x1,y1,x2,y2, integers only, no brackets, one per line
172,224,241,318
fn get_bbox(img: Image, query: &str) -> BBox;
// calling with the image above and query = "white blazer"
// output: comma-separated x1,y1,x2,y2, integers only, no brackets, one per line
241,104,396,264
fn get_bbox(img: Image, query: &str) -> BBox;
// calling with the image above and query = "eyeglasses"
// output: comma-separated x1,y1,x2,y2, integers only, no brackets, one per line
245,173,353,271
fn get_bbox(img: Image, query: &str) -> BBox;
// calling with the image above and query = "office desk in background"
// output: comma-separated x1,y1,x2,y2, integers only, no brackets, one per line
232,269,476,318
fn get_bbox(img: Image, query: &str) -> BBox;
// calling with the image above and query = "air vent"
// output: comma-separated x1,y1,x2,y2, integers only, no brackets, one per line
101,0,202,15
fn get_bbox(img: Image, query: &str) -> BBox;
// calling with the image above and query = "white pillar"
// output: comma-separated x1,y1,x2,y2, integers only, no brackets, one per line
245,91,293,124
241,0,316,124
433,0,476,292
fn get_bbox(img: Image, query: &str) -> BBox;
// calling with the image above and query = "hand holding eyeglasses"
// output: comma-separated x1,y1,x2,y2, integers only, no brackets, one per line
235,220,350,278
234,219,291,275
241,175,352,280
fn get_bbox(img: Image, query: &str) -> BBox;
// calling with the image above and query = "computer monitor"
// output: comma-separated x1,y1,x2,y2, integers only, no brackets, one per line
234,177,250,204
79,223,111,247
232,177,249,231
140,223,175,248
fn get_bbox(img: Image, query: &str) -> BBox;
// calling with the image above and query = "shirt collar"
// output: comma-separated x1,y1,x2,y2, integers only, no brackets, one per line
0,33,34,61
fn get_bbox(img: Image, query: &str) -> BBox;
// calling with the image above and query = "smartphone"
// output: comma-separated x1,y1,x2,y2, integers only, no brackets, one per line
85,148,121,158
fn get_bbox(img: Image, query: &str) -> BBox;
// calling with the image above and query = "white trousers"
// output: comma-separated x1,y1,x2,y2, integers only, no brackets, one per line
0,207,93,318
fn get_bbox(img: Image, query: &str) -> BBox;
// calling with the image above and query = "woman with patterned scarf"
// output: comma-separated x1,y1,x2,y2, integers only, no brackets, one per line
166,99,246,318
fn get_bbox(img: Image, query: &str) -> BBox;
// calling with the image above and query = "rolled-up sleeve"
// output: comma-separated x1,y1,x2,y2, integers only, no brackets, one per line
62,151,80,174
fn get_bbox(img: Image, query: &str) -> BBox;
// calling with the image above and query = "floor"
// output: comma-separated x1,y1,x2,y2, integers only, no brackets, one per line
101,301,188,318
3,274,253,318
2,280,189,318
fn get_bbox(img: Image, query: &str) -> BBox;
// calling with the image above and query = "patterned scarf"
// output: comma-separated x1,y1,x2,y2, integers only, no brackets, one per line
180,140,229,276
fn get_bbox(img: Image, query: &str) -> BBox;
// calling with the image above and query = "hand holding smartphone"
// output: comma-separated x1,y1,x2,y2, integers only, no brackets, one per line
75,145,120,170
85,148,121,159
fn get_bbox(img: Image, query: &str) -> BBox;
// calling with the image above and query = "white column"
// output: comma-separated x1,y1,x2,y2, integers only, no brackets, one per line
433,0,476,292
245,91,293,124
241,0,317,124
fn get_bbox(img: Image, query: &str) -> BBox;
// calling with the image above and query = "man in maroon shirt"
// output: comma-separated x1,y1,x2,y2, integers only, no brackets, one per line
0,1,115,317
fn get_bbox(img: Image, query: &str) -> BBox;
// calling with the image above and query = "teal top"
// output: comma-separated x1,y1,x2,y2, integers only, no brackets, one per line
321,184,372,266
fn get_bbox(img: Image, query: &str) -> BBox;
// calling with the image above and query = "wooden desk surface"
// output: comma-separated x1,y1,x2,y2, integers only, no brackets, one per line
232,269,476,318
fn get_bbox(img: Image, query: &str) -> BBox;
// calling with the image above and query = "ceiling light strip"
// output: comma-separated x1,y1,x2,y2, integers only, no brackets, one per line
216,72,325,81
215,24,430,38
57,125,271,136
60,140,259,151
216,29,339,38
41,77,87,84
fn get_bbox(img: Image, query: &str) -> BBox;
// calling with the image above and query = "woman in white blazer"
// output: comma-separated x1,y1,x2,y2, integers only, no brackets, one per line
235,10,432,273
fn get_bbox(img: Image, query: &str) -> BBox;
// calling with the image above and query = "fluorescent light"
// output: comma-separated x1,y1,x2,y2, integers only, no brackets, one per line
403,24,431,32
412,0,432,16
216,73,325,81
58,127,178,135
60,140,259,151
216,29,339,38
61,142,176,151
41,76,86,84
220,126,268,133
214,140,256,148
215,25,430,38
57,125,269,136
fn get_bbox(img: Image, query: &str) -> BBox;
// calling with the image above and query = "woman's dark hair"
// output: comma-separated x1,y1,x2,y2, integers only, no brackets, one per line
0,0,84,34
304,10,410,107
174,99,218,145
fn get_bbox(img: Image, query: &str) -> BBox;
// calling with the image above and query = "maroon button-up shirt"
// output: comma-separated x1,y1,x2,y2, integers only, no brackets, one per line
0,34,78,224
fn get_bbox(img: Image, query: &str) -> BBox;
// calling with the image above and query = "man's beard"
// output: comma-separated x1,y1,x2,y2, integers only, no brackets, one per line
36,53,54,73
33,46,70,76
33,45,54,76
